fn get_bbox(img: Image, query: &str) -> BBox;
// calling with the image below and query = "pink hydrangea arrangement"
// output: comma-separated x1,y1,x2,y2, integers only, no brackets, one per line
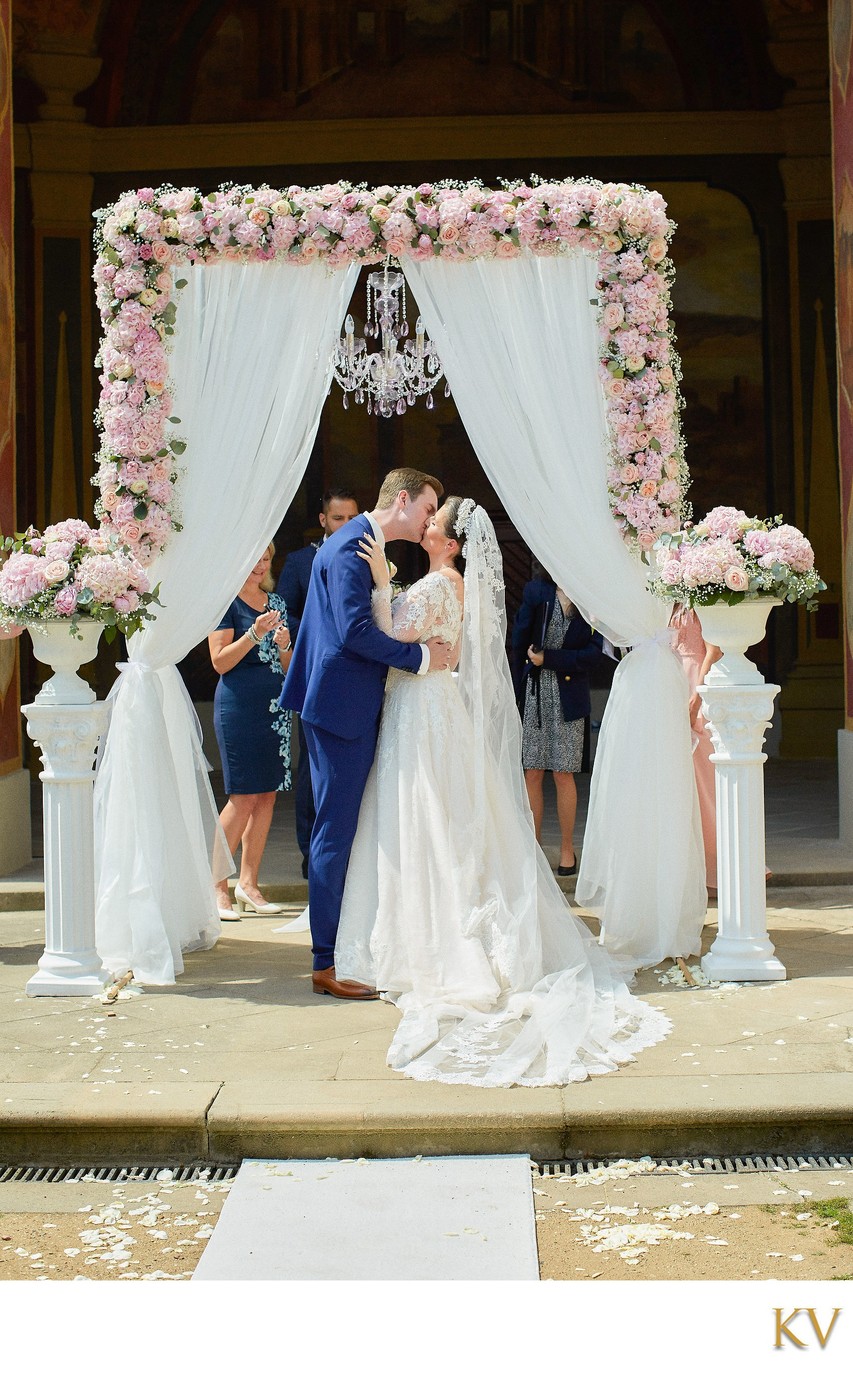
91,177,688,563
0,520,160,639
649,506,825,610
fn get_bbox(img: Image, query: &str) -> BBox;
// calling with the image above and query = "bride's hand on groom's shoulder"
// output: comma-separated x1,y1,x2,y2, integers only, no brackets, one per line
357,536,391,589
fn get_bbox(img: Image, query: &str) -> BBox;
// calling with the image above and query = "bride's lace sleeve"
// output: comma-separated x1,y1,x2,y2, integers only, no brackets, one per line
371,575,461,644
370,587,393,635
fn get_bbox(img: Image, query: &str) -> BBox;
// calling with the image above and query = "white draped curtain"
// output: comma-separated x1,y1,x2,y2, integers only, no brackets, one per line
94,247,705,983
94,260,358,984
403,252,707,965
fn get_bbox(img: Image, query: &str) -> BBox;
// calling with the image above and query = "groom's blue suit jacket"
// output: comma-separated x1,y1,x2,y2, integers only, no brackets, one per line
279,514,423,740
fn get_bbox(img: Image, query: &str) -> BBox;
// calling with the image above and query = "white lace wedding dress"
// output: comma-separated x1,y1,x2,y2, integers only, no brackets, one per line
335,509,671,1088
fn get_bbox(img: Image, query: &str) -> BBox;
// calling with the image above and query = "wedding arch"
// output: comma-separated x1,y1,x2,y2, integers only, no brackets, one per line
91,177,707,985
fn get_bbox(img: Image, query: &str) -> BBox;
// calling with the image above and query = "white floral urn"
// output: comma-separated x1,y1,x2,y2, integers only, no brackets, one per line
696,597,782,685
27,618,103,705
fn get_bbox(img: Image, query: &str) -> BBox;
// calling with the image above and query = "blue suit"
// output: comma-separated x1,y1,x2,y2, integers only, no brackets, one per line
279,515,423,970
276,542,320,863
276,542,318,645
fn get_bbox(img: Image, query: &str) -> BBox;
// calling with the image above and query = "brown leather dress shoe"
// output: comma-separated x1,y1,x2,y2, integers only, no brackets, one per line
312,966,379,1000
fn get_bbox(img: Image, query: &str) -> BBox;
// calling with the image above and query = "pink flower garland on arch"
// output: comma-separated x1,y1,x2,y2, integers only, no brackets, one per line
92,177,689,564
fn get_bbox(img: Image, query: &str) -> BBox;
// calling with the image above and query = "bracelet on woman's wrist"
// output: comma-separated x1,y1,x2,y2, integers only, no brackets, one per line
246,626,262,645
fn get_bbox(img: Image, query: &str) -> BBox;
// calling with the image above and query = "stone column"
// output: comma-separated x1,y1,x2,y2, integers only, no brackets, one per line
698,680,786,983
20,47,100,528
0,0,32,874
828,0,853,843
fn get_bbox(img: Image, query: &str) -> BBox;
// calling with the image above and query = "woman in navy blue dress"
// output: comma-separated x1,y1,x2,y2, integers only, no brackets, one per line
208,543,292,919
512,571,605,877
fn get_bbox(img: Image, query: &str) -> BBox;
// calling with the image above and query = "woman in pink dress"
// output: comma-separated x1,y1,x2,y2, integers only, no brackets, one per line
670,606,721,894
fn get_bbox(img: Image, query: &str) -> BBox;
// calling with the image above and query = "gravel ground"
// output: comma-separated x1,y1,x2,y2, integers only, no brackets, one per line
534,1164,853,1281
0,1175,230,1280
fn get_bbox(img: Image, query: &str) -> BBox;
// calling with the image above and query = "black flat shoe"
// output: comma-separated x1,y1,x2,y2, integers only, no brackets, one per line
557,862,577,877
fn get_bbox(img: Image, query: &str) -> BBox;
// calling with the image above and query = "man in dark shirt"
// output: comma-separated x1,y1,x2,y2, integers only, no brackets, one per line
276,487,359,876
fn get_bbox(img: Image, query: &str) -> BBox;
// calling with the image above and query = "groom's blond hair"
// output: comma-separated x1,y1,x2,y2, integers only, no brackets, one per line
376,468,443,508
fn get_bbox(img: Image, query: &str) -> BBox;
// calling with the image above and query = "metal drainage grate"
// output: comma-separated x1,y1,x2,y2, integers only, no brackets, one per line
534,1153,853,1178
0,1162,240,1186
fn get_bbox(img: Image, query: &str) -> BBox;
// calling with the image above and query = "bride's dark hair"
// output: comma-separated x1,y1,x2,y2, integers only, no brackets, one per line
440,495,467,572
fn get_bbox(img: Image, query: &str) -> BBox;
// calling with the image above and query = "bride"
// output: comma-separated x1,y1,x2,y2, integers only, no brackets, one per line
335,496,671,1088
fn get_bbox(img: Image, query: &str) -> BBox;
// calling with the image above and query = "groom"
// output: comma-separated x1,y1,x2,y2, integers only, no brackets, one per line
280,468,453,998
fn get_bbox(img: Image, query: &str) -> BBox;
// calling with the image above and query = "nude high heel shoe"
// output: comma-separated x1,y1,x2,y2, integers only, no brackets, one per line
234,882,284,915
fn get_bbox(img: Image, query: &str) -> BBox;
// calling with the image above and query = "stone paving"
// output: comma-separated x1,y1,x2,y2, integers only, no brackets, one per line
0,886,851,1164
0,760,851,1163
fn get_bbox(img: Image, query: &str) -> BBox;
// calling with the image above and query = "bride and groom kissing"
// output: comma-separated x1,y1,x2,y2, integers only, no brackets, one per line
281,468,671,1088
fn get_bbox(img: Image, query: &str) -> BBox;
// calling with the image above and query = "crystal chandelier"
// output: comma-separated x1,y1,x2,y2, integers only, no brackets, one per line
332,260,449,417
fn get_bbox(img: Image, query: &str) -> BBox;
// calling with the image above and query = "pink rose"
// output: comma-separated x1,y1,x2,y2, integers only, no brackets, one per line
724,567,749,592
386,238,407,256
637,530,656,550
647,239,667,263
603,233,622,252
438,224,460,244
43,559,70,585
602,304,625,329
151,242,171,263
495,239,520,258
620,463,639,484
102,490,119,511
53,585,78,615
639,480,658,498
120,521,142,544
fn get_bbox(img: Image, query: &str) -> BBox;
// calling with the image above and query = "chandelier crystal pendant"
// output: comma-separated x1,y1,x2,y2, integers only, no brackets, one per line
332,259,450,417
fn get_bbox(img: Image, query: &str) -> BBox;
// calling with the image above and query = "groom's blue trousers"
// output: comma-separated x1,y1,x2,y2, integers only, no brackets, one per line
302,720,379,971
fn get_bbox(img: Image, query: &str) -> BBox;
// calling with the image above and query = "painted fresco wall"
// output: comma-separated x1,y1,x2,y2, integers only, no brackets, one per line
0,0,20,774
831,0,853,726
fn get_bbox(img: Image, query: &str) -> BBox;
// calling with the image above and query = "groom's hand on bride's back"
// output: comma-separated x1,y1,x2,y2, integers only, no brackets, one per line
425,637,453,671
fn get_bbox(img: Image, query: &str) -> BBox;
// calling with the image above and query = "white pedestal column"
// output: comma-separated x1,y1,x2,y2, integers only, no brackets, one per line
697,682,785,982
23,701,112,995
696,598,785,982
22,620,111,996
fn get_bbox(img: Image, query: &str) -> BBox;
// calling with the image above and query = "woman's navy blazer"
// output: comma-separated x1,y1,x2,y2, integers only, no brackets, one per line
511,579,605,723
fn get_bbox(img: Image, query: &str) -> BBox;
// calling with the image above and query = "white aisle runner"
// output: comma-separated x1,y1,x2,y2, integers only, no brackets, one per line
192,1155,538,1280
